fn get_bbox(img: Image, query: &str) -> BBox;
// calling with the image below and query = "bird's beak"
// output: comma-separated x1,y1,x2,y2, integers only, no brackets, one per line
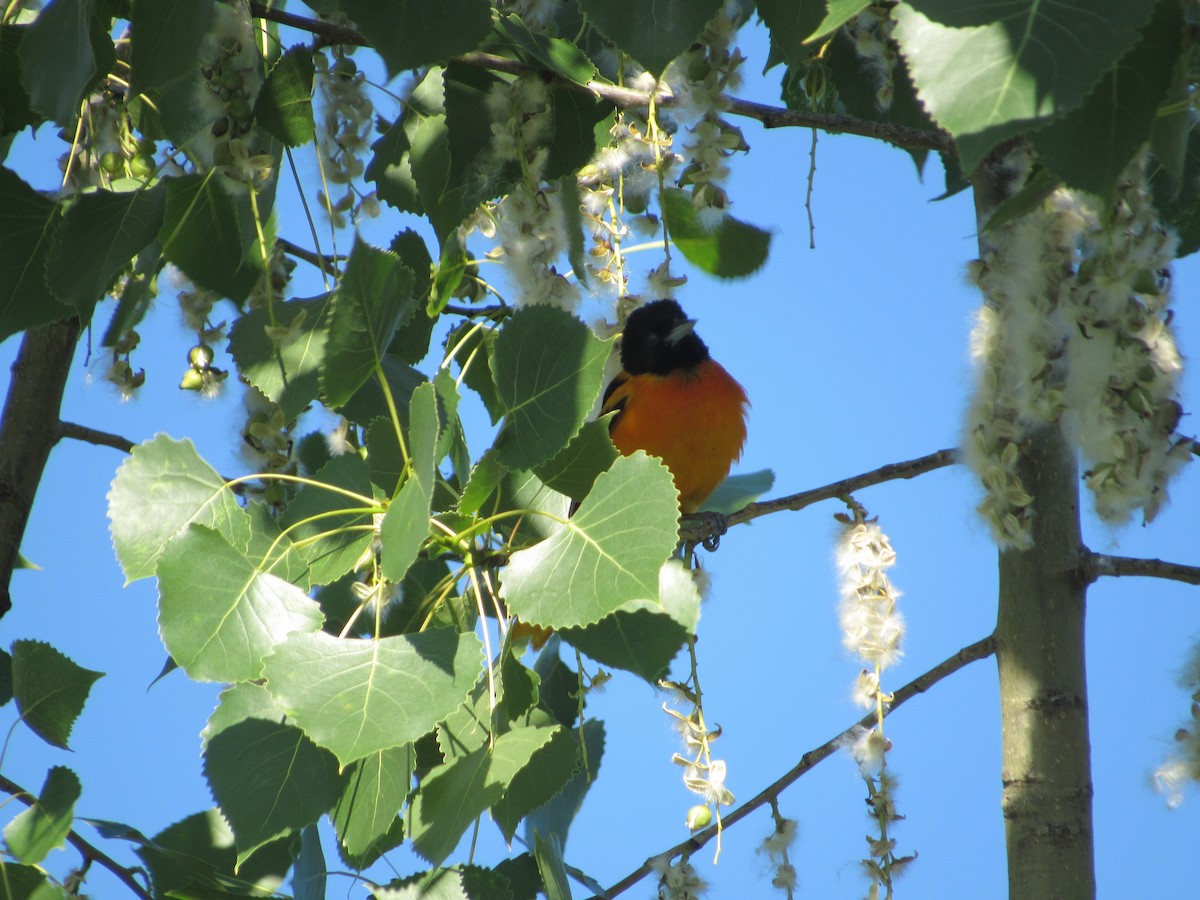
667,318,697,344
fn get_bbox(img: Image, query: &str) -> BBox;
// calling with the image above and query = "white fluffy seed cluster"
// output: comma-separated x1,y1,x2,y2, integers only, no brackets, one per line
837,520,904,673
651,856,708,900
1155,646,1200,807
964,149,1190,544
844,3,899,111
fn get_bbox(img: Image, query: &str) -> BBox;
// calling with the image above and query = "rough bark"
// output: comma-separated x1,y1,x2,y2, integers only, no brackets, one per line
0,318,81,617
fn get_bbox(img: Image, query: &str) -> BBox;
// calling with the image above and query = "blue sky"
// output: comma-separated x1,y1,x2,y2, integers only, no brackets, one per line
3,15,1199,899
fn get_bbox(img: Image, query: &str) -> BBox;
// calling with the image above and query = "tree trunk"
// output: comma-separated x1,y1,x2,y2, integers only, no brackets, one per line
974,149,1095,899
0,318,81,618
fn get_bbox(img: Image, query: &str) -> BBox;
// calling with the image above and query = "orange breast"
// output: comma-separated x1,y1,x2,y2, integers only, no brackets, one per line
603,360,748,513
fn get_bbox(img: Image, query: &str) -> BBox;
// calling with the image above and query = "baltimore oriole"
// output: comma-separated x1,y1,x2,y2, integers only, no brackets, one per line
602,299,748,514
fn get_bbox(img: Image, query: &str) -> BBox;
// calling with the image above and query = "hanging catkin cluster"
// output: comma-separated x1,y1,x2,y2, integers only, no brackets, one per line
964,148,1190,546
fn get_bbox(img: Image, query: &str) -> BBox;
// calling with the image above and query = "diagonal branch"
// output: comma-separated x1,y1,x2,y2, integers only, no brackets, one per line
58,421,135,454
247,5,954,154
589,634,996,899
1083,551,1200,586
0,773,152,900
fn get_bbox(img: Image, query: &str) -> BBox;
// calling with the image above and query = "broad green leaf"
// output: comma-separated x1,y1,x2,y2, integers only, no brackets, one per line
1150,124,1200,257
135,809,292,900
322,237,415,408
457,448,506,516
1151,49,1191,188
408,114,459,242
366,68,447,216
279,453,376,587
493,14,597,85
367,417,406,497
494,854,544,900
448,320,504,425
373,864,520,900
492,725,581,843
389,228,437,363
159,173,261,301
533,831,571,900
0,166,67,342
0,863,48,898
0,647,11,706
228,293,334,422
802,0,872,45
699,467,775,515
254,45,316,147
204,719,343,864
11,641,102,750
559,175,589,288
244,500,312,589
331,745,414,860
492,305,612,470
500,452,679,629
533,418,618,502
438,653,540,762
338,0,492,76
107,434,249,583
3,767,79,866
46,183,167,311
661,187,771,278
489,467,571,551
129,0,215,97
1031,0,1182,197
202,683,287,748
543,89,610,183
339,353,427,429
262,629,482,767
19,0,111,126
526,720,604,850
560,558,701,682
158,525,324,683
292,825,326,900
532,639,579,729
892,0,1153,173
381,383,439,581
408,724,561,865
579,0,722,75
430,231,470,316
1,27,39,137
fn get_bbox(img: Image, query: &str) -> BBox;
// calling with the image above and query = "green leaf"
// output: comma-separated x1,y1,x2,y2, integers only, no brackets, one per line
542,89,609,183
135,809,292,900
129,0,215,97
107,434,249,583
262,629,482,767
0,166,67,342
532,418,618,502
322,237,415,408
533,831,571,900
388,228,436,363
254,46,316,147
46,183,167,311
202,683,287,749
561,558,700,682
1030,0,1183,197
981,164,1061,232
408,724,562,865
699,468,775,515
579,0,722,75
457,448,506,516
159,173,261,301
99,240,163,348
367,417,406,497
381,383,439,581
0,863,49,898
448,320,505,425
0,647,12,706
157,525,324,683
3,767,80,866
892,0,1153,173
491,725,581,843
19,0,111,126
526,720,604,850
367,69,447,217
243,500,312,589
489,467,571,552
558,175,589,288
802,0,872,45
500,452,679,629
532,640,579,729
204,719,343,865
338,0,492,77
493,14,597,85
372,864,520,900
11,641,102,750
661,187,771,278
1150,122,1200,257
430,231,470,316
331,745,414,861
492,305,612,470
1,27,39,137
292,825,326,900
228,293,334,422
279,453,376,587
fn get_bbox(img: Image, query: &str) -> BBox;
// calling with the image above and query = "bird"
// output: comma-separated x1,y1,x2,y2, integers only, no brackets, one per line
602,299,748,514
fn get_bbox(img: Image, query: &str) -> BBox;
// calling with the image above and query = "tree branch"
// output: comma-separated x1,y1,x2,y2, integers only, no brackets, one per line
58,421,135,454
590,634,997,899
277,237,343,278
0,773,152,900
247,6,954,155
680,447,958,543
1083,551,1200,586
0,319,81,618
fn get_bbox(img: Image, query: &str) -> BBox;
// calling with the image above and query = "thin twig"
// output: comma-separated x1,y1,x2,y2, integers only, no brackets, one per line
590,634,997,900
1083,551,1200,586
277,237,343,278
0,773,153,900
247,6,955,155
57,422,135,454
679,448,959,543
